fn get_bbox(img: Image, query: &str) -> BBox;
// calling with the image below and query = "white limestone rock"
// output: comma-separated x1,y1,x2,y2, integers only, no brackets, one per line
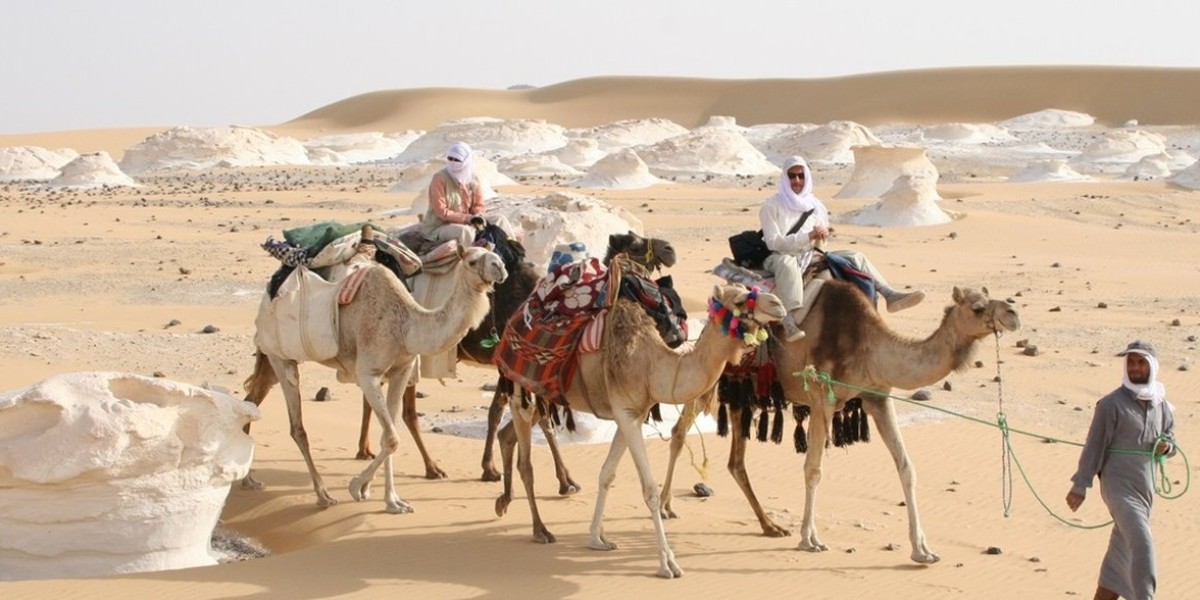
0,372,259,581
483,192,644,270
571,149,664,189
841,175,952,227
1169,160,1200,190
635,127,777,177
119,126,311,174
1009,159,1092,183
46,152,140,189
0,146,79,181
836,145,941,199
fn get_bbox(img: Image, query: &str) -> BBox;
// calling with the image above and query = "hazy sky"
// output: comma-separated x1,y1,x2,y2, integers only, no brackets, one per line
3,0,1197,134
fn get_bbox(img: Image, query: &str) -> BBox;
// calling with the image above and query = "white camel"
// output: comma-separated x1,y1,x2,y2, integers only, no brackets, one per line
244,245,507,513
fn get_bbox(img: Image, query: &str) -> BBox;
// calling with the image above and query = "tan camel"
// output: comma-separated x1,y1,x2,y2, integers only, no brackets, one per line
496,283,786,578
243,245,507,513
659,281,1020,564
352,232,677,498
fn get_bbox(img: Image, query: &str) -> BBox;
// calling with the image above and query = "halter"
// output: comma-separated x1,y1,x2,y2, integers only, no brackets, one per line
708,287,770,347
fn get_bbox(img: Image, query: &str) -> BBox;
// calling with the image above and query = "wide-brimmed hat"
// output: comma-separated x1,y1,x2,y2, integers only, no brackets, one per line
1117,339,1158,359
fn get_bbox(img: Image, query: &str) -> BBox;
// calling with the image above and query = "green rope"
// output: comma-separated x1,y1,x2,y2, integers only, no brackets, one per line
793,367,1190,529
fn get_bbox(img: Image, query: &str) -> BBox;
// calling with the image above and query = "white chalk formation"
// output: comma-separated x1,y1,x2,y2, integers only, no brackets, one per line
1009,159,1092,182
836,145,941,199
0,372,259,581
119,126,311,173
841,174,952,227
571,148,663,189
0,146,79,181
482,192,644,270
46,152,140,189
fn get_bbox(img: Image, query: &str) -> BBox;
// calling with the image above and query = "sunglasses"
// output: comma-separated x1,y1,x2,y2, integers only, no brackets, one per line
447,156,462,163
787,172,805,180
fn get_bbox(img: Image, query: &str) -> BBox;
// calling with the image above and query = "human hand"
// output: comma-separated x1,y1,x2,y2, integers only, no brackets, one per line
809,225,829,242
1066,491,1085,512
469,215,485,228
1155,441,1173,456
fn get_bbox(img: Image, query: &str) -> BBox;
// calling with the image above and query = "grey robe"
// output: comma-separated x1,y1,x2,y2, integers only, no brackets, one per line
1071,387,1177,600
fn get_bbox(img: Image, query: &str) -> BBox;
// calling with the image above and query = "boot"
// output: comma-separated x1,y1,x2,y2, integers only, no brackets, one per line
880,286,925,313
780,314,806,342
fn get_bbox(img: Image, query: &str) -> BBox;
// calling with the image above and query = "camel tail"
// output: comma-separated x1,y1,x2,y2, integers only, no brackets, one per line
243,350,278,407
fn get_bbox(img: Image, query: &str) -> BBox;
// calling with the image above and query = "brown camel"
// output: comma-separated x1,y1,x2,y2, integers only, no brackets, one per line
496,283,786,578
243,245,507,513
353,231,677,498
659,281,1021,564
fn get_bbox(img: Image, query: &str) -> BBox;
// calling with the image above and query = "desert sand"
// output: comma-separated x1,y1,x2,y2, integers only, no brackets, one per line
1,67,1197,599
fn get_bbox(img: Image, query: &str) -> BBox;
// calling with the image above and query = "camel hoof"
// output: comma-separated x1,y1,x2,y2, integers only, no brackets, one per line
349,477,371,502
797,540,828,552
240,475,264,491
316,493,338,508
763,525,792,538
385,499,414,514
481,467,502,482
495,495,511,517
533,527,556,544
912,551,941,564
355,450,376,460
658,562,684,579
589,537,618,551
425,466,448,480
558,482,581,496
660,508,679,520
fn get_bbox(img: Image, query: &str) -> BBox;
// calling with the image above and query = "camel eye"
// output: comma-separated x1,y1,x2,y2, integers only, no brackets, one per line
972,306,985,314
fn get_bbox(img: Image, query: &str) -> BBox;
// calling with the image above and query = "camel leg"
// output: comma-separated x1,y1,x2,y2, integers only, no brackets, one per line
400,383,447,479
495,419,517,516
607,411,683,579
480,377,509,482
659,399,699,519
500,389,554,543
537,409,581,495
266,355,336,507
355,396,374,460
725,404,791,537
588,428,628,552
347,368,412,514
240,350,277,490
797,408,830,552
861,398,939,564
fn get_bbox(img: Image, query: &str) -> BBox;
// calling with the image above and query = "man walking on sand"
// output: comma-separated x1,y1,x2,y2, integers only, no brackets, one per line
1066,340,1178,600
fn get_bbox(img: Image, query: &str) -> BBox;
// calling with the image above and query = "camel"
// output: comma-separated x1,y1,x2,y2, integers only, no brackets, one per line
242,245,507,513
353,231,677,498
658,281,1021,564
496,283,786,578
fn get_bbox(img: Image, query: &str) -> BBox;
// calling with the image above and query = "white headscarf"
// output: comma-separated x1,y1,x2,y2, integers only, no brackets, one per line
1122,349,1166,405
777,156,829,225
446,142,474,186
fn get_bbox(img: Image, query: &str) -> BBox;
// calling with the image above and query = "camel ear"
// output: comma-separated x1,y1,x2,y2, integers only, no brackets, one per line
712,284,722,301
952,286,963,303
981,285,989,297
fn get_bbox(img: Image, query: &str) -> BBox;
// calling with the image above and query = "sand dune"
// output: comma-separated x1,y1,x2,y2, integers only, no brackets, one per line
279,67,1200,136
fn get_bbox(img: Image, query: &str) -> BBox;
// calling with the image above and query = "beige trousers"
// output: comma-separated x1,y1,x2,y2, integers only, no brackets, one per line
764,249,890,312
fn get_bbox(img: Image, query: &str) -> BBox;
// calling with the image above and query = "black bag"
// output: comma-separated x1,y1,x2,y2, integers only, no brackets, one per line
728,230,771,269
727,208,815,270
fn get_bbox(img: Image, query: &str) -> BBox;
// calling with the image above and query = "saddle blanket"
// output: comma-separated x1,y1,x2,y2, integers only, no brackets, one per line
255,263,371,363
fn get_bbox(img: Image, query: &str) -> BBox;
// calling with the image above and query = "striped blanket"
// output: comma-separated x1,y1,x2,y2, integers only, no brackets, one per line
494,257,613,405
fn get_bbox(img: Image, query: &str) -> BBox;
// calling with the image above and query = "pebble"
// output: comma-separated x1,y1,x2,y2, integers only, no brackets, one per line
164,319,181,329
152,371,165,378
985,546,1003,555
942,381,953,391
1097,302,1108,308
1170,318,1181,326
693,482,714,497
315,387,332,402
884,543,900,551
1049,306,1062,312
481,382,498,392
201,325,220,334
911,390,932,401
1023,345,1039,356
1015,339,1028,348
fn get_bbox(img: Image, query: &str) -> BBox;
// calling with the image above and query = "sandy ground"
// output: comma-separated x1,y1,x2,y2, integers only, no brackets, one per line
2,70,1200,599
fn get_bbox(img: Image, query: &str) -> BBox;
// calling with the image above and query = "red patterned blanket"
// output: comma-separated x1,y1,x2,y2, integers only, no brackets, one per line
493,257,612,405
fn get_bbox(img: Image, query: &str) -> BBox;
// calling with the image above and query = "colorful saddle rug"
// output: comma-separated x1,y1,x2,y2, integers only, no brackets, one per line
494,257,609,405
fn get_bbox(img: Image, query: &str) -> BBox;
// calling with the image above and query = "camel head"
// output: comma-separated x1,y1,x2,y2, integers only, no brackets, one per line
457,245,508,290
708,283,786,347
606,231,677,271
949,286,1021,337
